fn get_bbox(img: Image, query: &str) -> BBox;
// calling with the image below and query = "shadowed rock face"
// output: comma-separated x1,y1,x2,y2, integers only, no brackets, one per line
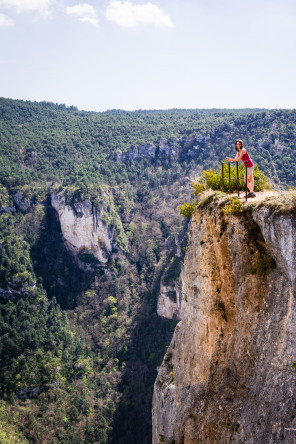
157,227,189,321
152,201,296,444
13,192,30,212
157,273,184,321
51,193,114,264
159,138,180,158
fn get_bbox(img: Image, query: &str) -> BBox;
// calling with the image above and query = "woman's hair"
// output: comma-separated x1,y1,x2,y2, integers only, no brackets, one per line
235,139,244,152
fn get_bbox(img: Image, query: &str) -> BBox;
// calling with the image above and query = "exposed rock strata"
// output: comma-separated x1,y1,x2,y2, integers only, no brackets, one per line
51,193,114,264
153,198,296,444
112,135,214,162
114,143,156,161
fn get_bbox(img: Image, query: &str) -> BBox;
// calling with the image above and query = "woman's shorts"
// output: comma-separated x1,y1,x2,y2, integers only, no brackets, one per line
244,165,254,178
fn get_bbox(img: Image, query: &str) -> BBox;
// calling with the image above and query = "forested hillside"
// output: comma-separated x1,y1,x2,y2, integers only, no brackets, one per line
0,98,296,443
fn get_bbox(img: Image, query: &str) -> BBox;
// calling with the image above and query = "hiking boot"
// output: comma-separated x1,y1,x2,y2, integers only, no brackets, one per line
248,192,256,198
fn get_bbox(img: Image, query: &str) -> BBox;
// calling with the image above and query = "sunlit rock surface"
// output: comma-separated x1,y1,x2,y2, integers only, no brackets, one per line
153,196,296,444
51,193,114,264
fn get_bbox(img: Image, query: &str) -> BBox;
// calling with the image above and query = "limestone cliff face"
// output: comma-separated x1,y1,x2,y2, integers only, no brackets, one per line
158,138,180,158
114,142,156,161
157,229,188,320
51,193,115,264
112,134,216,163
157,267,185,320
153,196,296,444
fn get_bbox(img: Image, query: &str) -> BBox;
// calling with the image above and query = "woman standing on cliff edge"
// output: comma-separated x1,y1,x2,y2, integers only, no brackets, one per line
226,139,256,197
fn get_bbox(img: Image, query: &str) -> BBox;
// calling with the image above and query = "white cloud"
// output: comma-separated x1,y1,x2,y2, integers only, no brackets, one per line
66,3,99,26
0,0,52,16
0,12,14,25
106,1,174,28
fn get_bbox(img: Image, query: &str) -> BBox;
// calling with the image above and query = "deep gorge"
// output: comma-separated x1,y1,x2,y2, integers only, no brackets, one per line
1,98,296,443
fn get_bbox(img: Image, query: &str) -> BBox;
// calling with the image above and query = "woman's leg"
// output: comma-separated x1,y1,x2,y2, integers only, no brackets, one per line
245,173,254,192
244,170,254,193
249,172,254,192
244,173,251,192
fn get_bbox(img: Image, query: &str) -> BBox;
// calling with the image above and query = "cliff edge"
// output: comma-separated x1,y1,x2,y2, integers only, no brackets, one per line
152,191,296,444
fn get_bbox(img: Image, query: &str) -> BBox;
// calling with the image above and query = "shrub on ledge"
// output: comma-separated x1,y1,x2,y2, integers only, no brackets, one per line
179,164,271,217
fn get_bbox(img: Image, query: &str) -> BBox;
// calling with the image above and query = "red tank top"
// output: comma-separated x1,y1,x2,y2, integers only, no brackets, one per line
241,150,254,168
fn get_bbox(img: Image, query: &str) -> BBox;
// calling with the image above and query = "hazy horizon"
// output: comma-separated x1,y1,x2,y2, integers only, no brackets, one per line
1,97,292,114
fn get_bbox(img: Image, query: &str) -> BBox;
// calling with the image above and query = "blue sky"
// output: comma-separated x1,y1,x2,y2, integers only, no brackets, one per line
0,0,296,111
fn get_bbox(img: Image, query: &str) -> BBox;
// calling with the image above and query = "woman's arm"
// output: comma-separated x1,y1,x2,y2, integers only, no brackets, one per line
236,148,246,161
226,149,246,162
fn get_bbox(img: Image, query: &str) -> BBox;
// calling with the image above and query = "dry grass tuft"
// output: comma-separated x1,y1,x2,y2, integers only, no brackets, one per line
257,190,296,214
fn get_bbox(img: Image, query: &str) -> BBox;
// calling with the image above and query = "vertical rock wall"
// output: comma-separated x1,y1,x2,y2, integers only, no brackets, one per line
153,199,296,444
157,227,189,320
157,267,185,320
51,193,114,264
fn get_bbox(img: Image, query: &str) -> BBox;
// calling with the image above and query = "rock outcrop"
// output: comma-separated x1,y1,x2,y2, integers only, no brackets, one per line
157,227,189,320
158,138,180,158
153,195,296,444
112,134,218,163
51,193,115,264
114,143,156,161
0,206,15,214
13,192,30,212
157,269,184,320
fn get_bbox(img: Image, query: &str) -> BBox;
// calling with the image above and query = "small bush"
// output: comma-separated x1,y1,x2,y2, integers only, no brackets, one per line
164,352,173,363
178,202,196,217
191,181,206,196
222,197,243,215
79,251,100,264
179,165,270,218
202,164,271,193
249,254,276,275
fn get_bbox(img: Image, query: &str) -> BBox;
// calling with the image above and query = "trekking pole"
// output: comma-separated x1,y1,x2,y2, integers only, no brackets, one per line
228,162,231,195
222,162,224,192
